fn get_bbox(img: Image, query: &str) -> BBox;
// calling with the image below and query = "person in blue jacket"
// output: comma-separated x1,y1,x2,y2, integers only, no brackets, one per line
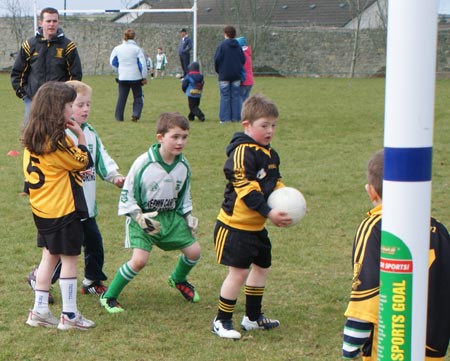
181,62,205,122
214,25,245,123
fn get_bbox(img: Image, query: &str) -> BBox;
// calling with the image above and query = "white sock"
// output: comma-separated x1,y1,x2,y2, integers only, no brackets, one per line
33,290,49,314
59,277,77,314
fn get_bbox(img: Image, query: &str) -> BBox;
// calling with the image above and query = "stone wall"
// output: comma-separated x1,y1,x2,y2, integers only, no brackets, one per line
1,18,450,77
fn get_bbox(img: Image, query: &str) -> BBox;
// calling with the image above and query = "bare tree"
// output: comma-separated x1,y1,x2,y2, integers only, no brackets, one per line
346,0,375,77
0,0,32,51
376,0,388,30
216,0,279,54
370,0,388,62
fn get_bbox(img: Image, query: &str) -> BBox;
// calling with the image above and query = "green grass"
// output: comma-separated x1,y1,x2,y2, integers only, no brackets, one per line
1,74,450,360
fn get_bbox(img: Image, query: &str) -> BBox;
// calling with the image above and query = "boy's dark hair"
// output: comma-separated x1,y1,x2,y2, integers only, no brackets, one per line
188,62,200,72
241,94,279,123
22,81,77,155
156,112,190,135
367,149,384,198
224,25,236,39
40,7,59,20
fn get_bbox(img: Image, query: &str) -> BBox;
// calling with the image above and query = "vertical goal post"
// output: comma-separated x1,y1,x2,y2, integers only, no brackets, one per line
32,0,199,61
380,0,438,360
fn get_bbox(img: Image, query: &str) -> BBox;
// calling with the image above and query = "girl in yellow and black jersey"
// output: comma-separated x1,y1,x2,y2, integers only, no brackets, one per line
22,81,95,331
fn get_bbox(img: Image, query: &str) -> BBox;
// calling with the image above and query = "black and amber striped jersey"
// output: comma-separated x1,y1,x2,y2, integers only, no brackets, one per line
344,204,450,360
23,138,91,234
217,132,284,231
345,205,382,326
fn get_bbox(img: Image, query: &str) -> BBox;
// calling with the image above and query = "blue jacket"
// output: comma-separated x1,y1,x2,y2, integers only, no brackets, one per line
182,71,204,98
178,35,192,56
214,38,245,82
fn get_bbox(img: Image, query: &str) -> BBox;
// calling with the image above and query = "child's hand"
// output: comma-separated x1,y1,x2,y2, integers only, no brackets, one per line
268,209,293,228
66,119,82,135
113,175,126,188
80,169,94,177
135,211,160,235
184,213,199,236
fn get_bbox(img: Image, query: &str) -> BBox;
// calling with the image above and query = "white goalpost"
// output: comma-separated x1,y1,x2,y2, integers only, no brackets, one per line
32,0,199,61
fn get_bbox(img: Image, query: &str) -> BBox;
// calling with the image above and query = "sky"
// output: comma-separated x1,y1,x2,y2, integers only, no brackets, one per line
439,0,450,14
30,0,450,15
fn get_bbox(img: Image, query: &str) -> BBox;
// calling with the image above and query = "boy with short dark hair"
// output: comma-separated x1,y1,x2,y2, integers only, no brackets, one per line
211,94,293,339
100,112,201,313
342,149,450,360
181,61,205,122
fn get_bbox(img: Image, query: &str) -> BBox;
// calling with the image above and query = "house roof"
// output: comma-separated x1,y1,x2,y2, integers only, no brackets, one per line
114,0,378,28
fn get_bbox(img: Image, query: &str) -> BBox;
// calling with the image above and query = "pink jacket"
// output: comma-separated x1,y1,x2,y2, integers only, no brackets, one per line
242,45,254,86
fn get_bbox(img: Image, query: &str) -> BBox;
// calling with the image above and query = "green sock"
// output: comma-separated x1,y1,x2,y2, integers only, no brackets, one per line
104,262,138,299
170,254,200,283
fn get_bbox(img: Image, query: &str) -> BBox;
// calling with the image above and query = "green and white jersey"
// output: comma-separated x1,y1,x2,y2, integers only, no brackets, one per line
67,122,121,218
119,143,192,217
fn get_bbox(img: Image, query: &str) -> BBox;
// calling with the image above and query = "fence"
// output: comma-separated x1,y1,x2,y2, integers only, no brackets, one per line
1,17,450,78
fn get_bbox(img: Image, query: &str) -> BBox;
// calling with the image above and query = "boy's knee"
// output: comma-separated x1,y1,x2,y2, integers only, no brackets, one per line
130,258,147,271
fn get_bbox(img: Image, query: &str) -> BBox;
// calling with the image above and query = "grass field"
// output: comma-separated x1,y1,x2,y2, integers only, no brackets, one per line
1,74,450,360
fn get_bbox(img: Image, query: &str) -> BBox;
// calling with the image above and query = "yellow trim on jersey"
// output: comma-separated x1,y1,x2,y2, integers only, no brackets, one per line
218,142,279,231
214,226,228,263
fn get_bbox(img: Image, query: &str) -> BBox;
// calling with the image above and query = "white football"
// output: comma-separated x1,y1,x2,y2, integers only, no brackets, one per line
267,187,307,226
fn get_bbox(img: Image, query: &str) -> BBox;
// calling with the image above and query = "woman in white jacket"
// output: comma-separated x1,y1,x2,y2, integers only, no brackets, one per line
110,29,148,122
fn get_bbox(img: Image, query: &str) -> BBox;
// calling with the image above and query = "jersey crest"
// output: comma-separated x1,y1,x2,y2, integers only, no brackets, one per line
55,47,64,58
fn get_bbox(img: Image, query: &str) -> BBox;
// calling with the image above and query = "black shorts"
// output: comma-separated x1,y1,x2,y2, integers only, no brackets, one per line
213,221,271,269
37,219,84,256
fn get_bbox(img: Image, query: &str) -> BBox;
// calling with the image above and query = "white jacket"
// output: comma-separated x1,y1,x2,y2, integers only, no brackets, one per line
67,122,121,218
110,40,148,81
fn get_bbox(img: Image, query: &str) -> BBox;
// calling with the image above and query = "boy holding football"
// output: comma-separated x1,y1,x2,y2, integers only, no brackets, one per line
342,149,450,360
211,94,292,340
100,112,201,313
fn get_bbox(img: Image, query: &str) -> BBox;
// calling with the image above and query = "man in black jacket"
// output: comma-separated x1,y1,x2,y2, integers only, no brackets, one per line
11,7,82,125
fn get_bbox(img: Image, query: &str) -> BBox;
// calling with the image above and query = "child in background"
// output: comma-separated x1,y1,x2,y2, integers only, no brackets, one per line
236,37,254,103
181,62,205,122
211,94,292,340
26,81,126,300
67,80,126,294
146,56,154,79
23,81,95,330
342,149,450,360
100,112,201,313
155,47,168,78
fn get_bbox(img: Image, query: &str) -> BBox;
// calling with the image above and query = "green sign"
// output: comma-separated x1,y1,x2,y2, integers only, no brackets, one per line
378,231,413,361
